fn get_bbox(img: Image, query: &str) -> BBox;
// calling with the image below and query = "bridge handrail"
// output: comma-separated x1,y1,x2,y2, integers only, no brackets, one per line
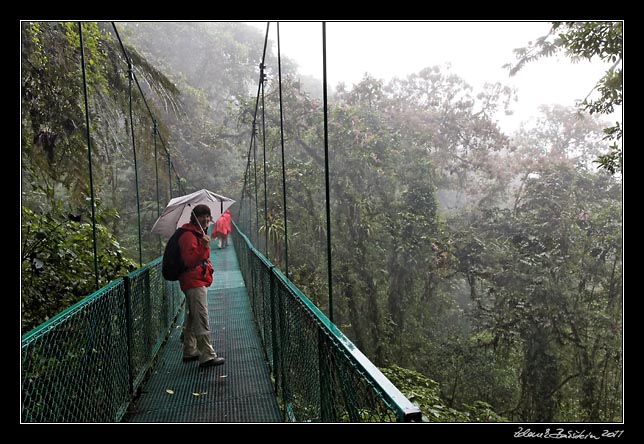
21,228,422,423
21,258,184,422
233,221,422,422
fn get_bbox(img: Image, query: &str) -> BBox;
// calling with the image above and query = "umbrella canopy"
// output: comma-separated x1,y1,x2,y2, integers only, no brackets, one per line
151,189,235,239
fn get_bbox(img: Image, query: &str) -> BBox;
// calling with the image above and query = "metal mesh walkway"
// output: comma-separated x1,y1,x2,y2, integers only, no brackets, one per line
123,241,282,423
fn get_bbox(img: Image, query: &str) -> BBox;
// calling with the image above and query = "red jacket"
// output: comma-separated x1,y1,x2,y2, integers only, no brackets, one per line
214,210,231,237
223,210,231,232
178,222,214,291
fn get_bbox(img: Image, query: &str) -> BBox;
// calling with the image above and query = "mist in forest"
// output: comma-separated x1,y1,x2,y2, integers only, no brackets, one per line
21,21,622,422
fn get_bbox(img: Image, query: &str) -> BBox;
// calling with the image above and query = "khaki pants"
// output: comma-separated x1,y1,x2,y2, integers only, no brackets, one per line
182,286,217,363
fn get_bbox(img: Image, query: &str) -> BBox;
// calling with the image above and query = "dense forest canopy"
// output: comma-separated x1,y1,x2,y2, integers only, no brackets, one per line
506,21,622,175
21,21,622,423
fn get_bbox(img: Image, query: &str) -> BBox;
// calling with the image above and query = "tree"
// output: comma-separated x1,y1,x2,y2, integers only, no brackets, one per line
21,204,137,334
506,21,622,175
21,21,239,328
454,128,622,421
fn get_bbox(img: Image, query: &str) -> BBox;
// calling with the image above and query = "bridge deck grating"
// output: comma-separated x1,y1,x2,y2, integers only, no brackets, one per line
123,241,282,423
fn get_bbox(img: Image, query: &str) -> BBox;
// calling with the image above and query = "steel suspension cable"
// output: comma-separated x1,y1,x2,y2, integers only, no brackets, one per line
166,154,173,199
242,139,253,235
126,58,143,266
261,64,268,255
156,130,185,197
239,133,250,230
127,66,185,197
78,22,100,290
111,21,145,265
130,66,185,197
276,22,289,278
322,22,334,323
153,120,161,253
253,127,260,247
240,22,270,234
111,22,185,199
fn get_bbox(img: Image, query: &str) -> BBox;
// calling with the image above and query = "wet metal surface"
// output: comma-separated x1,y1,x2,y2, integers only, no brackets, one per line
123,243,282,423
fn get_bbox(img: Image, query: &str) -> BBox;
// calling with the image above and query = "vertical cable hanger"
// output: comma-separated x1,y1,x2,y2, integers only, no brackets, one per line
322,22,334,323
260,60,269,256
277,22,289,278
78,21,100,290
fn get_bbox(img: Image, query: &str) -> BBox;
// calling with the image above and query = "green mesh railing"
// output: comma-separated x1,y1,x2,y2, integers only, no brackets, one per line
232,222,422,422
22,227,421,423
21,258,184,423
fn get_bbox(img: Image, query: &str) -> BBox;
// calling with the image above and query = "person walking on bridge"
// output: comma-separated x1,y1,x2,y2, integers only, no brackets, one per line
178,204,225,368
214,209,231,249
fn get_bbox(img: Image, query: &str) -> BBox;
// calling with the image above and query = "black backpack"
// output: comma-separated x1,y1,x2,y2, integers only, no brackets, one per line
161,228,199,281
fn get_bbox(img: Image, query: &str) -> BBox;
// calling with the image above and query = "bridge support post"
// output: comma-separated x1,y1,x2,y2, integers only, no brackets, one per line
269,267,280,391
318,331,336,422
123,276,135,395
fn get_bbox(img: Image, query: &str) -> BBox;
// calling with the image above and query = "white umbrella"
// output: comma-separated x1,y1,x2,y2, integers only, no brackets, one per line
151,189,235,239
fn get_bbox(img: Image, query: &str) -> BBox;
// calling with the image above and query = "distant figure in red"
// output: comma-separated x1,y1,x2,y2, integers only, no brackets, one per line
214,209,231,249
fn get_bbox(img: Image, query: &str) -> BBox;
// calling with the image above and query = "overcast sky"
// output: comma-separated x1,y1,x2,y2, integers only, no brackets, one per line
246,21,615,134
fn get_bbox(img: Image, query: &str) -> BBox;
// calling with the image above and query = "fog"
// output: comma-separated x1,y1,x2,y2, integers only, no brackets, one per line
247,21,617,133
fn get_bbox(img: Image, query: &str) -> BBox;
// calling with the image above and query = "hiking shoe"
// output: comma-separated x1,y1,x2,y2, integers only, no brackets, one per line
199,357,225,368
182,355,199,362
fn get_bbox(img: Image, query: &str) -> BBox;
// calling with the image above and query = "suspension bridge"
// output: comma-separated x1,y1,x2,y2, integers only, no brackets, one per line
20,22,422,423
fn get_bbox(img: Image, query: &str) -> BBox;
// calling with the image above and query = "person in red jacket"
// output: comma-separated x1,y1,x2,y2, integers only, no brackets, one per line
178,204,225,368
214,209,232,249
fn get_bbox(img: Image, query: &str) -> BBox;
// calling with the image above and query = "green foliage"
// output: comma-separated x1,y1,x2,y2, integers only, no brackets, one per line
554,22,623,175
506,21,622,175
21,204,137,335
116,22,264,198
454,161,622,421
237,46,621,421
21,21,622,423
380,365,508,422
22,22,109,204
